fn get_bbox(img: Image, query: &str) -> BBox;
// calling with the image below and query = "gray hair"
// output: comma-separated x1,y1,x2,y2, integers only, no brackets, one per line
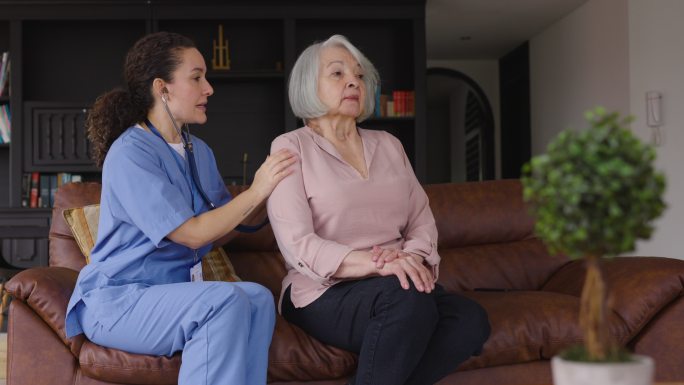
288,34,379,123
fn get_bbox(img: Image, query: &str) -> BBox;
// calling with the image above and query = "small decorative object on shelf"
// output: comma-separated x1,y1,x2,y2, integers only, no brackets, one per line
212,24,230,71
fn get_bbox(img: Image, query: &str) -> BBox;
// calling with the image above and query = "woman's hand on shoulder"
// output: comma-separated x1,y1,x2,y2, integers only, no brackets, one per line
376,252,435,293
249,149,297,200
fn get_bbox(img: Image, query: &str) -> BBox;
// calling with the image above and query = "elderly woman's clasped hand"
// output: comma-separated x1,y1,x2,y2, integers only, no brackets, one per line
370,246,435,293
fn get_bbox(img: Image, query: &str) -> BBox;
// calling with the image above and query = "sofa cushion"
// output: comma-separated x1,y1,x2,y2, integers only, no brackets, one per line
543,256,684,343
458,257,684,371
79,341,179,385
458,290,629,371
267,315,357,382
50,182,102,271
201,246,241,282
63,204,100,264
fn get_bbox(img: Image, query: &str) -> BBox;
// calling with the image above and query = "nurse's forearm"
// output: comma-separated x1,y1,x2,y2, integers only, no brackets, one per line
167,188,266,249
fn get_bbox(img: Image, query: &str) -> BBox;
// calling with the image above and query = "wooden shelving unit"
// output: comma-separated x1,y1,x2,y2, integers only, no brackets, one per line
0,0,427,268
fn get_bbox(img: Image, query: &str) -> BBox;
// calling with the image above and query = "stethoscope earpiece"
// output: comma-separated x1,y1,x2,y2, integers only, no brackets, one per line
161,86,170,103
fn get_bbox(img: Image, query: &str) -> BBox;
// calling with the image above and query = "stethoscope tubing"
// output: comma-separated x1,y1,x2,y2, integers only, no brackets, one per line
149,98,267,233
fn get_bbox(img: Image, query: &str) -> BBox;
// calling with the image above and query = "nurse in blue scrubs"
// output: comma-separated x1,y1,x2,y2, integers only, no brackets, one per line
64,31,296,385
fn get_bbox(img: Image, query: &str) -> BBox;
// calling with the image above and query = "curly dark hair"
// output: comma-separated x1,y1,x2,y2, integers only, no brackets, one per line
87,31,196,167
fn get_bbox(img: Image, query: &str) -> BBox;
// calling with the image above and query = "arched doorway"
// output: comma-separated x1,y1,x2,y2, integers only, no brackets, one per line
426,68,495,183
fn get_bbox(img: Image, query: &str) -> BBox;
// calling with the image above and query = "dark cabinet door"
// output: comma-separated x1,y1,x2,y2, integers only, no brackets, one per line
0,209,50,268
24,102,95,172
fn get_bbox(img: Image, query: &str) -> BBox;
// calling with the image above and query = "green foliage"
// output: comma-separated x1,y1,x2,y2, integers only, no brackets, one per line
559,344,634,363
521,107,666,259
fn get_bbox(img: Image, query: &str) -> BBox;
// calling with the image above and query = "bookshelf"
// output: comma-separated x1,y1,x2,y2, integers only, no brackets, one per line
0,0,427,268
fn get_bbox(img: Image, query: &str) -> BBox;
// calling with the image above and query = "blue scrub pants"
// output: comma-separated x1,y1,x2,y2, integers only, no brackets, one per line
77,281,276,385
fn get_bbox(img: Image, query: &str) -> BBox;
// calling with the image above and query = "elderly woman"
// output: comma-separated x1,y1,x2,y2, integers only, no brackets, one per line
267,34,490,385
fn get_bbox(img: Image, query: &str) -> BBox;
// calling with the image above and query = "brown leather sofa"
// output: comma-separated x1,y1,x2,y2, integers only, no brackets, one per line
5,179,684,385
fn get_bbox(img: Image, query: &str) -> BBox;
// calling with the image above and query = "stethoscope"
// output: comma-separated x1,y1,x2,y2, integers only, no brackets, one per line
146,92,268,234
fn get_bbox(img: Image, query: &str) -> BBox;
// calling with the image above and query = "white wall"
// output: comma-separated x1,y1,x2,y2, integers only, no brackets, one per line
427,60,501,178
628,0,684,258
529,0,684,259
529,0,630,155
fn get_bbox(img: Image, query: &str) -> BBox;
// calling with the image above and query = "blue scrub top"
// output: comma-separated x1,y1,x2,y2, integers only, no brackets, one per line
65,125,231,338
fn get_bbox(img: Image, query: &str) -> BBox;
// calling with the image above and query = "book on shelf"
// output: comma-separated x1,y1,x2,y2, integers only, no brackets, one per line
21,173,30,207
391,90,415,117
39,174,50,208
49,174,58,207
0,51,9,98
0,103,11,143
29,172,39,208
24,172,84,208
379,94,388,117
57,172,72,187
373,89,415,118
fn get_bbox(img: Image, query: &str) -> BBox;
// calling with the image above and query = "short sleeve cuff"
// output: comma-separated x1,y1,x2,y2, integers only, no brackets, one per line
147,207,195,247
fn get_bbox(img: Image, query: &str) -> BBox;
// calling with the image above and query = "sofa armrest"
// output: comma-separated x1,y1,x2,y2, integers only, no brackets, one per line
5,267,85,357
631,296,684,381
542,256,684,342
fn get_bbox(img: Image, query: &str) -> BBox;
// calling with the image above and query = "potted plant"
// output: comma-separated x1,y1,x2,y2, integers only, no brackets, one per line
521,107,666,385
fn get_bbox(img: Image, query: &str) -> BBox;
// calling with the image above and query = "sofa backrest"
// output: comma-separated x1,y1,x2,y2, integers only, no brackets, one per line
49,179,569,294
423,180,569,292
424,179,534,248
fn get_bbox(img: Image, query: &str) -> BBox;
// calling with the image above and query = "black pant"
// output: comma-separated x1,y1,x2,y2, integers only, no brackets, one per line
282,276,491,385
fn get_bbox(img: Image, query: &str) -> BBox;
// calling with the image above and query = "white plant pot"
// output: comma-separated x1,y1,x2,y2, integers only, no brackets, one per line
551,354,654,385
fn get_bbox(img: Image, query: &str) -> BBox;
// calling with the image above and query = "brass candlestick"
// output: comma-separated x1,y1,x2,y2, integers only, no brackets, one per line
212,24,230,70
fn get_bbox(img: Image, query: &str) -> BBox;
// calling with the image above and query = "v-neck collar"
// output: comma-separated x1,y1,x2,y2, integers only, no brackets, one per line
133,124,188,174
305,125,378,180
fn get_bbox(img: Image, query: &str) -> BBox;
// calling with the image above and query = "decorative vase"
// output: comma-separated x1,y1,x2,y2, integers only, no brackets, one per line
551,355,654,385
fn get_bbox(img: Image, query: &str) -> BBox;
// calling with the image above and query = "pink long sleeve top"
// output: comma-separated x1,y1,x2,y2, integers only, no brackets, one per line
267,126,440,312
